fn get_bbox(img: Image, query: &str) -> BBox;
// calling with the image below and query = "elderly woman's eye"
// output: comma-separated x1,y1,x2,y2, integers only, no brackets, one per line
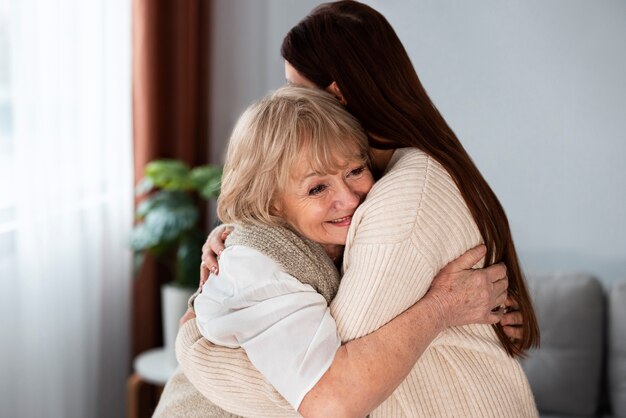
349,165,366,177
308,184,326,196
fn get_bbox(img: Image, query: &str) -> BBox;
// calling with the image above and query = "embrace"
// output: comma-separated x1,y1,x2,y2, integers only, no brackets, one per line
155,2,539,417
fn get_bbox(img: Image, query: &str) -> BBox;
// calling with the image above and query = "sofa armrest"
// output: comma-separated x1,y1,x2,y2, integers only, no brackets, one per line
523,274,604,416
609,280,626,418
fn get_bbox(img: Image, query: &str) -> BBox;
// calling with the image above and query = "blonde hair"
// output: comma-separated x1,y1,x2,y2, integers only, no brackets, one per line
217,86,369,226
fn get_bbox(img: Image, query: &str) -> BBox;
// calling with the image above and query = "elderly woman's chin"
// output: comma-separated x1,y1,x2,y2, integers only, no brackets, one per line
322,214,354,244
284,212,357,263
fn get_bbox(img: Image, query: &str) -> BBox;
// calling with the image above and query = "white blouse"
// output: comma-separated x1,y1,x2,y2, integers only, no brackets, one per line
193,245,341,410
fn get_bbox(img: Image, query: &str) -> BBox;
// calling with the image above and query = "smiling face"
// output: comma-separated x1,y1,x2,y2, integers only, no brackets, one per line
275,145,373,247
218,86,372,252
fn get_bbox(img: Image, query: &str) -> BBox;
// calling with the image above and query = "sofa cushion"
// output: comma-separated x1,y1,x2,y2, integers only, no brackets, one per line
609,280,626,417
522,274,604,416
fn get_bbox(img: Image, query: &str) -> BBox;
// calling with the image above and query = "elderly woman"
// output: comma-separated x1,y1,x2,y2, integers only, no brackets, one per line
154,86,510,417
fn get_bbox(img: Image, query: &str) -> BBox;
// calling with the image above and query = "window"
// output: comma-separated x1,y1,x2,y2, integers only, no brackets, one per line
0,1,133,416
0,0,15,266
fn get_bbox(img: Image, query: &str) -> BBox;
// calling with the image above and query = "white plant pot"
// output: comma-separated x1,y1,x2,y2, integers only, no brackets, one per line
161,283,196,366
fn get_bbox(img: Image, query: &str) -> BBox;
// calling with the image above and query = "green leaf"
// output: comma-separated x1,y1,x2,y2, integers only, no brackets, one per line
199,180,221,200
135,177,154,196
136,190,191,217
145,160,195,191
130,191,199,253
176,230,206,288
130,223,160,250
135,194,158,219
191,165,223,199
131,159,223,284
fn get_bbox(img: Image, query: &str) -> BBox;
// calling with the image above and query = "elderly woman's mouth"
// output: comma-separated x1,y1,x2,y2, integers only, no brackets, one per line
327,215,353,226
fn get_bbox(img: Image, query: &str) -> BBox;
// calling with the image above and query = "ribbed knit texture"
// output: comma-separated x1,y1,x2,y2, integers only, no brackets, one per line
158,224,340,417
177,148,538,417
154,367,241,418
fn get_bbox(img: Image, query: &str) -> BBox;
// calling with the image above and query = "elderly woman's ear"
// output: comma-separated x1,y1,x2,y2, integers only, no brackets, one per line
270,200,283,217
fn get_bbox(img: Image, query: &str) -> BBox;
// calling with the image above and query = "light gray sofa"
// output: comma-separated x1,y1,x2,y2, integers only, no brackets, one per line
522,274,626,417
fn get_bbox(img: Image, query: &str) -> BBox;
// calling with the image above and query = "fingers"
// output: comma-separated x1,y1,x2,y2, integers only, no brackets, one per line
202,244,219,268
485,262,507,283
209,240,225,260
440,245,487,273
197,226,234,292
493,290,507,308
501,296,524,343
206,225,233,258
202,226,234,276
502,325,523,341
200,259,218,289
504,294,520,310
486,309,505,324
199,262,210,289
500,311,523,327
492,275,509,297
220,226,233,240
199,258,219,288
501,308,523,342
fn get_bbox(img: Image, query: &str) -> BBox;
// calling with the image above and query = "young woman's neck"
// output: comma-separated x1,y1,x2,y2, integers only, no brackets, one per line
369,146,395,176
367,132,396,175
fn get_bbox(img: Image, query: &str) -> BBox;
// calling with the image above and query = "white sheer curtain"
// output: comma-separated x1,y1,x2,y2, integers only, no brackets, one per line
0,0,133,417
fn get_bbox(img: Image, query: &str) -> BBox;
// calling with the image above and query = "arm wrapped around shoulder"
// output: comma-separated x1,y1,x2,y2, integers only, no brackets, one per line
175,320,301,417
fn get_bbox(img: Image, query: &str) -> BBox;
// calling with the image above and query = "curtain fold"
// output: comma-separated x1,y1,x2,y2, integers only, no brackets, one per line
132,0,211,357
0,0,133,417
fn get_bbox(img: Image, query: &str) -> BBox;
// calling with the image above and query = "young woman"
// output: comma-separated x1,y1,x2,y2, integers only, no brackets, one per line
278,0,539,356
179,1,540,417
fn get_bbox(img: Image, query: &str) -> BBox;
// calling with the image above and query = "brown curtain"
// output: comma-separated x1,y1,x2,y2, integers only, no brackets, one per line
132,0,211,358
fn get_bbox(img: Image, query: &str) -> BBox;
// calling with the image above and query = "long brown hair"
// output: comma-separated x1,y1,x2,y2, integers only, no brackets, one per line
281,0,539,357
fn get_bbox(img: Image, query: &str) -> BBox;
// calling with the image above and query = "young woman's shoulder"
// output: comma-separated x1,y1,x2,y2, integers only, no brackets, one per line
350,148,432,242
349,148,481,267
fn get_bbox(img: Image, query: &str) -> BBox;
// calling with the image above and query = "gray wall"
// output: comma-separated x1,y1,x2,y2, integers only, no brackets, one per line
209,0,626,283
209,0,319,165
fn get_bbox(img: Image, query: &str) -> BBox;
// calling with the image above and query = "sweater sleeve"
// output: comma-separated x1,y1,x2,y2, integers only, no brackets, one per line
176,319,301,417
331,149,482,341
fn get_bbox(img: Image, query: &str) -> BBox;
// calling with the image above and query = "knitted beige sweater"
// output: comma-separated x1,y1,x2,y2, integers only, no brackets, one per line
177,148,538,417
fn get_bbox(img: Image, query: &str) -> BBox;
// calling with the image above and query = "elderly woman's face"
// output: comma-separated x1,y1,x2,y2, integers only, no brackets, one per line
275,149,373,246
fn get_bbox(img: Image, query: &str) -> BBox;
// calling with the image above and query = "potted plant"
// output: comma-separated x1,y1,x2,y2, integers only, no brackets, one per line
131,159,222,363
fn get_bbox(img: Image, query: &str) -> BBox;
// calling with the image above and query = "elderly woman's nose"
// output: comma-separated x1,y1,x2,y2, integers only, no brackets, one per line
334,182,361,209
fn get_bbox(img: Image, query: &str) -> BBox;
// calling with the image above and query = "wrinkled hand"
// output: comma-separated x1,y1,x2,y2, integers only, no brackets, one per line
199,225,234,288
427,245,508,328
501,295,524,342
